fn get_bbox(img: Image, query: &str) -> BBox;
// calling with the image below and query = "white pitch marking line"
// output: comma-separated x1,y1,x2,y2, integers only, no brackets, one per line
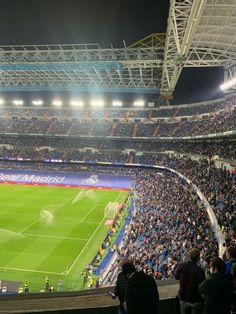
72,191,83,204
22,232,89,241
67,192,123,275
80,204,97,222
19,198,73,234
113,191,122,204
68,192,121,275
66,216,106,275
0,266,64,276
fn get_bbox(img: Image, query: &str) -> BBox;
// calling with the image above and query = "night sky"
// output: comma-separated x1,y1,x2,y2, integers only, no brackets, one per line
0,0,224,104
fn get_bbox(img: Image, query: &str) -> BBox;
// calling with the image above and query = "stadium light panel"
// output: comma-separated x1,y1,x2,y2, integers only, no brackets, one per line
220,78,236,91
13,100,24,106
52,100,62,107
134,99,145,107
0,99,4,105
91,99,104,107
32,100,43,106
70,100,84,107
112,100,123,107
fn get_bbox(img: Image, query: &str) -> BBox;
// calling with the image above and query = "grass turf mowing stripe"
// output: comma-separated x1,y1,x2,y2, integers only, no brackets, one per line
22,233,89,241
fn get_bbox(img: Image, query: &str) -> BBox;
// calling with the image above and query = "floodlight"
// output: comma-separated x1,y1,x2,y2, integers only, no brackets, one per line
32,100,43,106
70,100,84,107
0,99,4,105
91,99,104,107
220,78,236,91
112,100,123,107
52,100,62,107
13,100,24,106
134,99,145,107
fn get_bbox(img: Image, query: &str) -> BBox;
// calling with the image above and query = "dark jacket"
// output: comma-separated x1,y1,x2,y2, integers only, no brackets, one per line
175,261,205,303
115,271,128,304
199,272,234,314
126,271,159,314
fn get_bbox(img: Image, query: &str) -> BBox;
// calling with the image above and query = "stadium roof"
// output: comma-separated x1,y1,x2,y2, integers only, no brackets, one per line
0,0,235,98
161,0,236,96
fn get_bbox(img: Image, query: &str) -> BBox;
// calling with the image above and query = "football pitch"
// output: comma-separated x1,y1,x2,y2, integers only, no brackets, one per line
0,184,128,292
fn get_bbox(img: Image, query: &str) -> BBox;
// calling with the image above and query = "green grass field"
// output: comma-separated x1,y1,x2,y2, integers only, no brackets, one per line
0,184,128,292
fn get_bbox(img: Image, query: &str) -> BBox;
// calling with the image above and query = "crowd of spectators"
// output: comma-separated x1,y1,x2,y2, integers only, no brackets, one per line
174,101,225,117
171,108,236,137
158,157,236,234
113,123,134,137
0,135,235,161
119,169,218,279
138,140,236,160
0,98,235,138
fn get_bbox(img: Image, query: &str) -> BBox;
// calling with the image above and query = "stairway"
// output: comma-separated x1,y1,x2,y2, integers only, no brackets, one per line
153,123,160,137
110,122,117,136
132,123,139,137
47,119,55,134
128,152,135,163
173,107,180,118
148,110,153,119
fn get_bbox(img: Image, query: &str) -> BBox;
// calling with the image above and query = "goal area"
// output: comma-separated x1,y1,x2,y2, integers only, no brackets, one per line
104,202,120,219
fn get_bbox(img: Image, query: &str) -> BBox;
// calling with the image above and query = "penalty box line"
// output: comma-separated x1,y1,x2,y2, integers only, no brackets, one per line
66,216,107,276
80,204,97,222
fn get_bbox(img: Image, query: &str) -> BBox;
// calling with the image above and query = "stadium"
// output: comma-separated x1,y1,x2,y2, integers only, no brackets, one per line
0,0,235,313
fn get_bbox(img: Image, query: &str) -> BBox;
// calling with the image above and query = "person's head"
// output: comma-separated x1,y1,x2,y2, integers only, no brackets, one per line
210,257,226,274
119,258,130,267
203,255,212,268
189,248,200,263
122,261,136,276
226,245,236,260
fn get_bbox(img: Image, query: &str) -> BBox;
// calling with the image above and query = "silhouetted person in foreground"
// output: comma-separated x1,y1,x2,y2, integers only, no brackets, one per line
175,248,205,314
123,261,159,314
199,257,234,314
114,258,130,314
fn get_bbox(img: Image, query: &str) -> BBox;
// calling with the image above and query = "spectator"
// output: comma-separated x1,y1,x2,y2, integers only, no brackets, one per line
199,257,234,314
114,258,130,314
123,261,159,314
203,255,212,279
175,248,205,314
225,245,236,274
